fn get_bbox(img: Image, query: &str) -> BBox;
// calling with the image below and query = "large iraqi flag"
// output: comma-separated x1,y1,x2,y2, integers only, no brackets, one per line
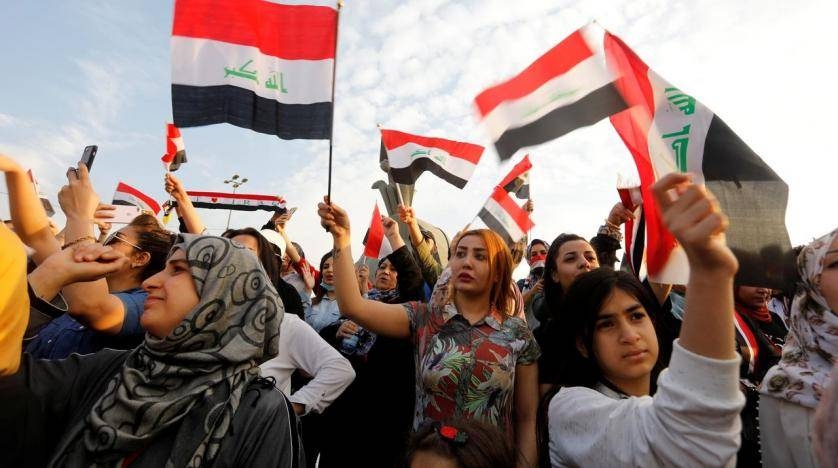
605,32,794,288
474,23,627,160
379,129,484,189
171,0,337,140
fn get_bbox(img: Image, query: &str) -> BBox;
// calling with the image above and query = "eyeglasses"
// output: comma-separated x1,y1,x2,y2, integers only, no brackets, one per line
104,232,142,251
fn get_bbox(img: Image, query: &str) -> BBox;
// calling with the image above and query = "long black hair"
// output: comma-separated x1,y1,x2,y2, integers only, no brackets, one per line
221,227,281,283
536,269,668,467
541,233,589,313
312,251,333,306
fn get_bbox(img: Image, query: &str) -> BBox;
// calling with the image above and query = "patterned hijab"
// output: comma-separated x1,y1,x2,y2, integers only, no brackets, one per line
760,228,838,409
54,235,283,467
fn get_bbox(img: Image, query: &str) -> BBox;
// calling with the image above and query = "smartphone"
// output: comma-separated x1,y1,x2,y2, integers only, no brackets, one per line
81,145,98,171
288,207,298,216
97,205,142,224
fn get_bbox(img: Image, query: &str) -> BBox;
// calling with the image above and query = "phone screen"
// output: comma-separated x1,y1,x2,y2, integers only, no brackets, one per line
81,145,98,171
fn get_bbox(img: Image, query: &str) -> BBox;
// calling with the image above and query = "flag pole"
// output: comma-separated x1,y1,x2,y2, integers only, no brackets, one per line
326,0,343,204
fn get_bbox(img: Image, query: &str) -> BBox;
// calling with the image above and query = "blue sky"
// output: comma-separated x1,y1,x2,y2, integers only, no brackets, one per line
2,0,836,278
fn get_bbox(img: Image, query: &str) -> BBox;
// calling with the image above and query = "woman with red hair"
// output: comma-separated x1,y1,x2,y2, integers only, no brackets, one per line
317,198,540,468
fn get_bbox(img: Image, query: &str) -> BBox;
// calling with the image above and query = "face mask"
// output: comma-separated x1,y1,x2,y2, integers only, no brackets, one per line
320,282,335,292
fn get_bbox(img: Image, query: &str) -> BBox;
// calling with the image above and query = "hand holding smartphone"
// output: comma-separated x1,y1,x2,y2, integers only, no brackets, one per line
97,205,141,224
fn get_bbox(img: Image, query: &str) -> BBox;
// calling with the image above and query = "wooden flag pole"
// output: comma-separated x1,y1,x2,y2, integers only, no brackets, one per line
326,0,344,204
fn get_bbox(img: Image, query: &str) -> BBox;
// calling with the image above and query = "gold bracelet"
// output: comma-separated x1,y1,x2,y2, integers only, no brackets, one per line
62,235,96,250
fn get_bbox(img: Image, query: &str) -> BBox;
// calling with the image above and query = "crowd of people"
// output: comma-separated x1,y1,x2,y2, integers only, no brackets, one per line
0,152,836,468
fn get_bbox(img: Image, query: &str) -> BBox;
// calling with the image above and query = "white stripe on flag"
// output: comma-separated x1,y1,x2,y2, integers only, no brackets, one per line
482,196,526,242
385,142,476,181
171,37,334,105
481,55,616,142
646,70,714,181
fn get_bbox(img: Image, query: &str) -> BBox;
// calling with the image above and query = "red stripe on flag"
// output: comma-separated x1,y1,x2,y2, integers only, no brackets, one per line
186,190,285,202
381,129,484,165
498,154,532,190
172,0,337,61
605,32,677,278
490,186,534,233
474,29,594,117
116,182,161,214
363,205,385,259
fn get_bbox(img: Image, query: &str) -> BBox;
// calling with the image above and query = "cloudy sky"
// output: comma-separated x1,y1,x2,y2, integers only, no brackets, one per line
1,0,835,278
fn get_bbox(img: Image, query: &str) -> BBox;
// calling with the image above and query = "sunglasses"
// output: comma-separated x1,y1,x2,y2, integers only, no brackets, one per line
103,232,142,251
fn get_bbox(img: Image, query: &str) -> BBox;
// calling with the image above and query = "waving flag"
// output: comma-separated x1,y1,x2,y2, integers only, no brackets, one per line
498,154,532,199
362,204,392,259
161,123,187,171
184,191,286,212
478,186,535,245
618,185,646,279
605,31,793,288
474,23,626,160
113,182,161,215
379,129,484,189
171,0,337,139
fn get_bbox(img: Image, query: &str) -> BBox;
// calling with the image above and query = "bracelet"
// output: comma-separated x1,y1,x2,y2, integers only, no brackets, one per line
605,218,621,229
62,235,96,250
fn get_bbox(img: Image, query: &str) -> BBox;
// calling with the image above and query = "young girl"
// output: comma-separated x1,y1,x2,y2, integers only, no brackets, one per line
317,198,540,468
540,173,745,467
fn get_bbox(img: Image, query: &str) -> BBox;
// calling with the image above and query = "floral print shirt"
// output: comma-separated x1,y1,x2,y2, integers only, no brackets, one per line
403,300,540,432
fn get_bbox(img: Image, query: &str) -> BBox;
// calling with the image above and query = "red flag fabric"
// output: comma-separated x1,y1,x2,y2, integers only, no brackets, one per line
363,204,393,260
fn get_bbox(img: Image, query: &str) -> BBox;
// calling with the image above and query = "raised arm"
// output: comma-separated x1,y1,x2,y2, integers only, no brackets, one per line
397,204,442,287
0,154,59,264
165,173,206,234
317,197,410,338
652,173,738,359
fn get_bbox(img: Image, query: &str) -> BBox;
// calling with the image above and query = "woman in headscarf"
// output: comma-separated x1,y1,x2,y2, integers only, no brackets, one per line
758,227,838,468
1,234,302,468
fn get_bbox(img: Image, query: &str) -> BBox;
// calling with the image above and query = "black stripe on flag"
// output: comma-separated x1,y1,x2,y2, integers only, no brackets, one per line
168,150,187,172
494,83,627,160
191,201,285,213
702,115,795,290
478,208,514,245
387,157,469,189
172,85,332,140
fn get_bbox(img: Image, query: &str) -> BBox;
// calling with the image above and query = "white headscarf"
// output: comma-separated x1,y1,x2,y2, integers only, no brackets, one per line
760,228,838,409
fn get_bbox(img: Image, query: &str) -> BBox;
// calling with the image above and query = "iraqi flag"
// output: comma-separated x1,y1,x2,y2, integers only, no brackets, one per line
379,129,484,189
605,32,794,288
171,0,337,140
618,185,646,279
162,123,187,171
113,182,161,215
498,154,532,199
362,204,392,260
478,186,535,245
185,191,287,212
474,23,626,160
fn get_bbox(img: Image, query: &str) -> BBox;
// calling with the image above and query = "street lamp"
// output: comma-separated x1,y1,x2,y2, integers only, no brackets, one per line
223,174,249,230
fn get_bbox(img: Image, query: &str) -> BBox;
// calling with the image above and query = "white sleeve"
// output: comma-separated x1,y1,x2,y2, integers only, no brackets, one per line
548,340,745,468
284,315,356,415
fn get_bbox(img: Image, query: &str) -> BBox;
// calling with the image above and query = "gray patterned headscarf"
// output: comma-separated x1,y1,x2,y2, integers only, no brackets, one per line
54,234,283,467
760,227,838,409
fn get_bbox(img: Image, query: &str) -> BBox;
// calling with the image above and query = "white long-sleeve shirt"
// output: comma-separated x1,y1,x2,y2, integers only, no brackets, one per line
548,340,745,468
260,314,355,415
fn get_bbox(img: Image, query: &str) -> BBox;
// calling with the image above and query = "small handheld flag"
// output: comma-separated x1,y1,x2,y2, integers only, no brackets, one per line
162,123,187,171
